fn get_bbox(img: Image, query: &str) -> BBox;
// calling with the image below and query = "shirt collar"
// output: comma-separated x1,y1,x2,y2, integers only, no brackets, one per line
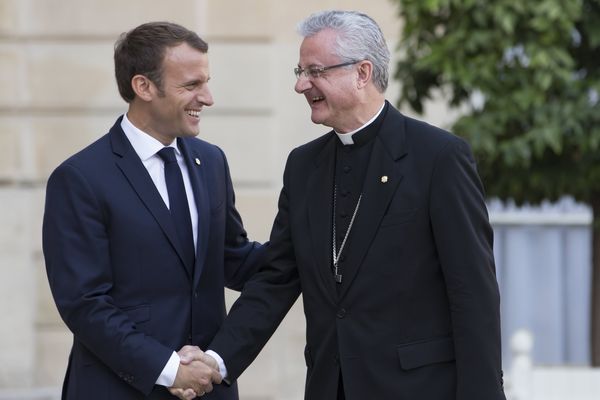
334,102,386,145
120,113,180,161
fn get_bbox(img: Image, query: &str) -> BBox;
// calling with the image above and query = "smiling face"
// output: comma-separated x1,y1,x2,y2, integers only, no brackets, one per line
143,42,214,145
294,29,363,133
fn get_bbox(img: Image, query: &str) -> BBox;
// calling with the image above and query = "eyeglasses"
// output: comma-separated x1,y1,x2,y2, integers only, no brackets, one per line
294,61,359,79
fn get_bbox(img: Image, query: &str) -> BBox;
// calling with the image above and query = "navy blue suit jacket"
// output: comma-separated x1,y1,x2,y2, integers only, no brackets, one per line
42,117,264,399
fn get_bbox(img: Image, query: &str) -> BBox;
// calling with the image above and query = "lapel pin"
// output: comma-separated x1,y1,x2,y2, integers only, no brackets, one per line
195,158,201,165
381,175,388,183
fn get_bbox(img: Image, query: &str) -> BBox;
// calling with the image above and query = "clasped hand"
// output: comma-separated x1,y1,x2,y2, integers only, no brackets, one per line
169,345,222,399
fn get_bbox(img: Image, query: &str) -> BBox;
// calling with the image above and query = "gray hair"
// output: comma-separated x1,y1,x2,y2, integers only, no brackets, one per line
297,10,390,93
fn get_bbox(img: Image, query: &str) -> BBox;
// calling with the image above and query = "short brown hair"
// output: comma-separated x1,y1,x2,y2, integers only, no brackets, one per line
114,21,208,103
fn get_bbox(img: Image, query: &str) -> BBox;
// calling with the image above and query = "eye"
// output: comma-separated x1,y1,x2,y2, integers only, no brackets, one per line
182,81,202,90
308,68,322,79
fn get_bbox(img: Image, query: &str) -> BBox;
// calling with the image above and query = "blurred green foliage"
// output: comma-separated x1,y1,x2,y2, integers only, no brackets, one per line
394,0,600,205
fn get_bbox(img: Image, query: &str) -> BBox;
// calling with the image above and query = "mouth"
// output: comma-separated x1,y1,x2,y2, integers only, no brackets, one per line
311,96,325,104
185,109,202,119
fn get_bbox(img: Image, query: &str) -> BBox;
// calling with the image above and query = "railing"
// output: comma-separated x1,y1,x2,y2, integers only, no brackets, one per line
489,197,593,367
505,329,600,400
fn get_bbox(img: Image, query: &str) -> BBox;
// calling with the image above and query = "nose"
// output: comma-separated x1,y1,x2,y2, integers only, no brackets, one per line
199,86,214,107
294,75,311,94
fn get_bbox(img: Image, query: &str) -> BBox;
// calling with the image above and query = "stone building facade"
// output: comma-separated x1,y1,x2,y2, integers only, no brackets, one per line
0,1,450,398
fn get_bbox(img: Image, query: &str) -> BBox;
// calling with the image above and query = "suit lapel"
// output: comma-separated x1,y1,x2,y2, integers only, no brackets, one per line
178,138,210,288
110,120,192,280
307,134,338,299
338,105,407,299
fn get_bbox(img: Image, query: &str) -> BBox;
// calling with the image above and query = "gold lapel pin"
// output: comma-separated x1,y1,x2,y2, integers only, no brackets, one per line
195,158,201,165
381,175,388,183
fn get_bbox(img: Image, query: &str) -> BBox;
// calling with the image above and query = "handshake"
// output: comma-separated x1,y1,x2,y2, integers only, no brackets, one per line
168,345,223,399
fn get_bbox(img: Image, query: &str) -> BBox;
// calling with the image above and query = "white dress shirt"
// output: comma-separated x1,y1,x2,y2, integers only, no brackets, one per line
120,114,200,387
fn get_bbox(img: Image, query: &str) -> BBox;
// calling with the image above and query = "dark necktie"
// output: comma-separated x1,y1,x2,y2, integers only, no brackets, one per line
157,147,195,272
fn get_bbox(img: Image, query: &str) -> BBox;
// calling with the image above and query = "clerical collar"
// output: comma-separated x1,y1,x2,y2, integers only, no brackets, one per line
334,102,386,146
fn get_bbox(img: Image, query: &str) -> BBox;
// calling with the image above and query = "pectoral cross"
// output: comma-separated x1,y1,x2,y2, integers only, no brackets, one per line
334,265,343,283
332,188,363,285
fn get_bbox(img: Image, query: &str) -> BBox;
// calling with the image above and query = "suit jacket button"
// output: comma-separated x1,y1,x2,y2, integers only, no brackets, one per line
336,308,346,318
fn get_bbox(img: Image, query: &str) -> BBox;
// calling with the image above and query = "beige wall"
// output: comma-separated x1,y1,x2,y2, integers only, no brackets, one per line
0,1,423,399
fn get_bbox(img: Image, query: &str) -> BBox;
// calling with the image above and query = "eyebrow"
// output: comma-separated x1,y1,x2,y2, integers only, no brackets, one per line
180,77,210,87
297,64,322,69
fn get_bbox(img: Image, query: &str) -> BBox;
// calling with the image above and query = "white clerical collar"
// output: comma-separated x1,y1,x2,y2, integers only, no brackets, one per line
334,102,386,145
120,113,180,161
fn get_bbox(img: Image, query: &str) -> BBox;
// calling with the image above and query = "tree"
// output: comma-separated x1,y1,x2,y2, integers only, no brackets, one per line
393,0,600,364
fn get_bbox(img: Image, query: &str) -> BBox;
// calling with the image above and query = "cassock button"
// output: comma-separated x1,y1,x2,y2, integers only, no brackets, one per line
195,158,201,165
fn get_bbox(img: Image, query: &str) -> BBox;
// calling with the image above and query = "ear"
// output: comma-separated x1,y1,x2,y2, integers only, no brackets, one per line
356,60,373,89
131,74,154,102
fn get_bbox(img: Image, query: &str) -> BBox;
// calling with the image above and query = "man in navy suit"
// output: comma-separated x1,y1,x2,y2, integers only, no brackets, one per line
195,10,506,400
42,22,263,399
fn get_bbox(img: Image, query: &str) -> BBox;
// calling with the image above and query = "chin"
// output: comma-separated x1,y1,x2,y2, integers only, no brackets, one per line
310,113,327,126
183,128,200,137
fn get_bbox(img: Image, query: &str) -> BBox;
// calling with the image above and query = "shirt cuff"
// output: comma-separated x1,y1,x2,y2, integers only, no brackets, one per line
206,350,228,379
155,351,180,387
